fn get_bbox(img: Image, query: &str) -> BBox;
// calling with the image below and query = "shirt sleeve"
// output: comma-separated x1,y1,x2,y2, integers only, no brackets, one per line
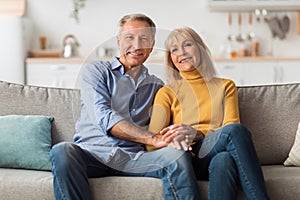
222,79,240,125
80,62,125,134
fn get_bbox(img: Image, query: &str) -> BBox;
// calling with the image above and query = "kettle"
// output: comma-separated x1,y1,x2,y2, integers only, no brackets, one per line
62,34,80,58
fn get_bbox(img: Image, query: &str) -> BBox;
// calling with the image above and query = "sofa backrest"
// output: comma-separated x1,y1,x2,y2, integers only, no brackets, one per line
0,81,80,145
0,81,299,165
237,83,300,165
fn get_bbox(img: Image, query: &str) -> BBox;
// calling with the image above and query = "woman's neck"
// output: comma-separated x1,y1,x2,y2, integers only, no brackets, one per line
179,68,203,80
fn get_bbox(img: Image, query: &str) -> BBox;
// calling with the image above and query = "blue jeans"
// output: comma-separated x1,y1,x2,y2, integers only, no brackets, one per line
193,123,269,200
50,143,200,200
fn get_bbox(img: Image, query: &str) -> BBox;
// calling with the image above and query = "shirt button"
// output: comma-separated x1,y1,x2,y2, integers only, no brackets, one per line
132,108,136,112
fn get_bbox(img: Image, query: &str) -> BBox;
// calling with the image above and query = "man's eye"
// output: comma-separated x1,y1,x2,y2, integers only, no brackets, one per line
141,37,149,41
125,35,134,40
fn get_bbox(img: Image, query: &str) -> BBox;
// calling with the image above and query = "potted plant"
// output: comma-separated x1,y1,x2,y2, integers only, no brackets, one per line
70,0,86,23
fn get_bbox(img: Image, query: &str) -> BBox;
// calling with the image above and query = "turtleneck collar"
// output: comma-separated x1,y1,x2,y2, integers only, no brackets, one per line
179,68,203,80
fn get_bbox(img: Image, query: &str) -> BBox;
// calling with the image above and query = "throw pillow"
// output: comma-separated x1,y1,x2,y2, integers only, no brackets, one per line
284,121,300,166
0,115,53,171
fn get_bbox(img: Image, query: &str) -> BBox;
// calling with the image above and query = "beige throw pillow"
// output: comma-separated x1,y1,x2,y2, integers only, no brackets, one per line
284,121,300,166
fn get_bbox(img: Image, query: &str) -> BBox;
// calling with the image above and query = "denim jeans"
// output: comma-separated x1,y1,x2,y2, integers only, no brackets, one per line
193,123,269,200
50,143,200,200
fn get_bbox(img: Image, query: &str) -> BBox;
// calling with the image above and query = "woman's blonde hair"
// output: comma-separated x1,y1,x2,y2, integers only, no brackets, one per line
164,27,216,85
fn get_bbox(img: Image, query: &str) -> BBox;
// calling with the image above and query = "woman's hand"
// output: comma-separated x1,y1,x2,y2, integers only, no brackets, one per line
160,124,198,151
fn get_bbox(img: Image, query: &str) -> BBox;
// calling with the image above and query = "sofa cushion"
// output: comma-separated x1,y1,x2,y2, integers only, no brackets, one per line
284,121,300,166
0,168,54,200
237,83,300,165
3,166,300,200
0,168,246,200
0,115,53,170
262,165,300,200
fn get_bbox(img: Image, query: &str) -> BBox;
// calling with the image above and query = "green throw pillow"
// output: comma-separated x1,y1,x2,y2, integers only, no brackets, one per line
0,115,53,171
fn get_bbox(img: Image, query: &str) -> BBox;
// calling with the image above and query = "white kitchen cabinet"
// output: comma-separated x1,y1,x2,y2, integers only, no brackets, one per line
243,62,275,86
214,61,247,86
214,59,300,86
214,61,275,86
208,0,300,12
25,58,300,89
273,61,300,84
26,59,84,89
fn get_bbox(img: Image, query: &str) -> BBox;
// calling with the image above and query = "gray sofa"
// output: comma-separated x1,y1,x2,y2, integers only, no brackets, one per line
0,80,300,200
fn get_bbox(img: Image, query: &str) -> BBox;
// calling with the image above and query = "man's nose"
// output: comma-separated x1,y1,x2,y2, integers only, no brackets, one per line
132,38,143,49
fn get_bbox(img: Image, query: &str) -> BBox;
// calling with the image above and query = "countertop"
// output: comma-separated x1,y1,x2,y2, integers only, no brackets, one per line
26,57,88,63
214,57,300,62
26,56,300,64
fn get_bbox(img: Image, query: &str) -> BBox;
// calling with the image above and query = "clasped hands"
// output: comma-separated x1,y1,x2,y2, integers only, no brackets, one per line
159,124,200,151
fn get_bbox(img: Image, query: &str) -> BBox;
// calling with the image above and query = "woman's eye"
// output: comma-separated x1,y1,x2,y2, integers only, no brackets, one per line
184,42,192,47
171,48,178,53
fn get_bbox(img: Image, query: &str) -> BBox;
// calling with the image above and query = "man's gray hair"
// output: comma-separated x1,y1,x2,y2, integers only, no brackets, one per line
118,13,156,38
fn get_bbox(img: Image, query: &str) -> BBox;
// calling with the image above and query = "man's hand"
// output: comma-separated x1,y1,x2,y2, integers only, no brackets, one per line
110,120,171,149
160,124,202,151
150,134,170,149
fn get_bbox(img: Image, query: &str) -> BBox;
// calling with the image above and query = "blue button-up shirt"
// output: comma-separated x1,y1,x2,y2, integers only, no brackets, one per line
74,57,163,163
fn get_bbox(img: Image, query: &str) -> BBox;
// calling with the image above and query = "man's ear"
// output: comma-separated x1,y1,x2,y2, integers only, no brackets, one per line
117,36,121,49
151,40,155,48
149,40,155,53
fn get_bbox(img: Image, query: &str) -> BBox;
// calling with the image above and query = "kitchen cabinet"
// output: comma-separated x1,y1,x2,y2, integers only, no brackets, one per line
214,58,300,86
273,61,300,84
25,58,300,89
26,58,84,89
214,61,246,86
208,0,300,12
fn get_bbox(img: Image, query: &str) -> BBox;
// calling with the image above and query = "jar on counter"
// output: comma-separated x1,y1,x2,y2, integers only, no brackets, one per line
229,39,239,58
237,42,247,57
230,39,247,58
251,40,259,57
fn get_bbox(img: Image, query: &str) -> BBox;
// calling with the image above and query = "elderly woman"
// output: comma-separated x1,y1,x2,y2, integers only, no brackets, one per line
147,27,269,200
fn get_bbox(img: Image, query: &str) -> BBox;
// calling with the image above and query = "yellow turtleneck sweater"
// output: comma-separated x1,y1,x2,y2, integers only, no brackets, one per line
147,69,240,150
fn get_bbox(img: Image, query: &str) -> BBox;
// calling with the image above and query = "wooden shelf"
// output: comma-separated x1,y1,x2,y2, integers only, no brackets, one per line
298,11,300,35
26,56,300,65
208,0,300,12
214,57,300,62
0,0,26,16
26,57,87,64
26,56,166,64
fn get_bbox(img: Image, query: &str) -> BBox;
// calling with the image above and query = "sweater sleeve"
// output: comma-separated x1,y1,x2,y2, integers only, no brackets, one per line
146,87,172,150
222,79,240,125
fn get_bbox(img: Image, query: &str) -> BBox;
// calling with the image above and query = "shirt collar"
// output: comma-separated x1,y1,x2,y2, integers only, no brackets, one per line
110,57,123,72
110,56,149,78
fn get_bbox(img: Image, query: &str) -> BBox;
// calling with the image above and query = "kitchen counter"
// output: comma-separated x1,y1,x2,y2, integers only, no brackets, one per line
26,56,300,64
26,57,87,64
214,57,300,62
26,56,165,63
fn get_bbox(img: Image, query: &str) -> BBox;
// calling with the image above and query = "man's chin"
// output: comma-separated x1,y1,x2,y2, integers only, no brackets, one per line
128,57,148,65
119,54,149,67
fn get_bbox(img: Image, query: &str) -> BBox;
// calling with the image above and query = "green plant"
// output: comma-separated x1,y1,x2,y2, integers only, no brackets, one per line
70,0,86,23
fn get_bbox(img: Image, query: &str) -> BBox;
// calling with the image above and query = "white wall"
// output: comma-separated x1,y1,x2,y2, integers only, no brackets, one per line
25,0,300,58
0,16,24,84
